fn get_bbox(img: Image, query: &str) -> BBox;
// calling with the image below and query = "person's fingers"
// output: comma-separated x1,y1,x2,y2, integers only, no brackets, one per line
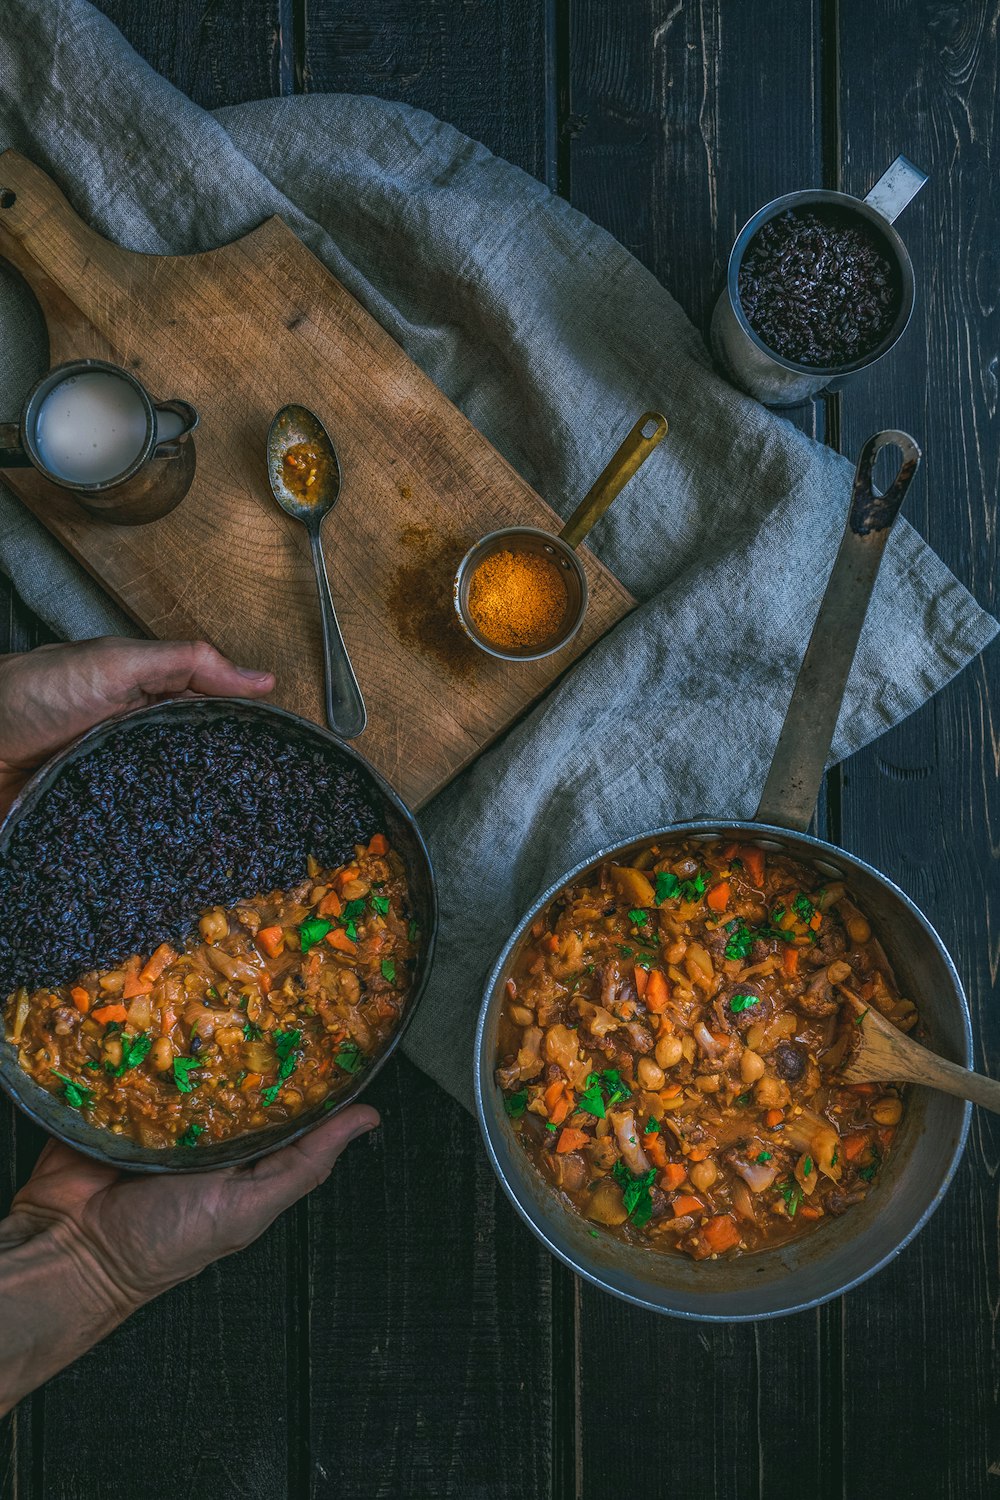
239,1105,380,1215
103,639,275,700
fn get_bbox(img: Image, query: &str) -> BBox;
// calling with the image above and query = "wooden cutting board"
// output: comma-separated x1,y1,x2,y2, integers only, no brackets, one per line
0,151,634,807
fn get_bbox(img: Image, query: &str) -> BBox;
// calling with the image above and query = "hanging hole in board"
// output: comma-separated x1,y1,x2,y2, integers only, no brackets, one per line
641,418,660,439
0,190,16,209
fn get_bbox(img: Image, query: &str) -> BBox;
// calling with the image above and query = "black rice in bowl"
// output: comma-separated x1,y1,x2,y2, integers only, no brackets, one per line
0,713,378,995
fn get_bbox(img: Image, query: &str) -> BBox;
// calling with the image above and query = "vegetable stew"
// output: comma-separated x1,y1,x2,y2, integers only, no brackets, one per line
496,839,916,1259
5,836,417,1148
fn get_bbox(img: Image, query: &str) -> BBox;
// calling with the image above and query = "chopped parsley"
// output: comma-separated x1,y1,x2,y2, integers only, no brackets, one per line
299,916,332,953
729,993,759,1013
633,950,658,970
343,898,367,921
724,919,753,960
53,1071,94,1110
859,1150,881,1183
344,920,359,942
628,908,650,926
644,1117,661,1134
505,1089,528,1118
408,920,420,942
579,1068,632,1119
756,1150,773,1163
611,1160,658,1228
855,1008,870,1026
335,1041,365,1075
802,1155,814,1177
262,1028,302,1104
618,945,635,959
370,895,391,917
792,893,816,923
545,1121,558,1133
381,958,397,983
178,1123,204,1147
779,1180,803,1216
243,1021,264,1041
584,963,596,975
112,1031,152,1077
655,870,708,905
831,1149,839,1167
734,1092,751,1107
172,1056,203,1093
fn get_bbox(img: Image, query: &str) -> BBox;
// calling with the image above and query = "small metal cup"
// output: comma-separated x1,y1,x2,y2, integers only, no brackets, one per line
710,155,927,406
454,526,589,662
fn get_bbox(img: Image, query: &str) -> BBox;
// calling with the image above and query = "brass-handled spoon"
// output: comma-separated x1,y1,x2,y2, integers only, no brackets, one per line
267,404,367,739
841,990,1000,1114
455,411,669,661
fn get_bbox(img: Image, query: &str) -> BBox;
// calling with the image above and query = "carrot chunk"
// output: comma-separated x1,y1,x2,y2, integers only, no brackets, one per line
257,925,284,959
706,881,730,912
783,947,800,978
139,943,176,986
556,1127,589,1154
700,1214,741,1253
842,1133,869,1161
633,964,649,999
642,1132,669,1169
740,847,765,887
765,1108,784,1129
335,865,361,891
326,928,358,955
91,1003,128,1025
645,970,670,1013
318,890,344,918
122,973,153,1000
660,1161,687,1190
70,986,90,1014
672,1194,704,1218
368,833,389,855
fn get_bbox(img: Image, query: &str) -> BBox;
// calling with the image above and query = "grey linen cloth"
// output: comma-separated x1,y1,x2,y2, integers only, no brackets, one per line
0,0,995,1111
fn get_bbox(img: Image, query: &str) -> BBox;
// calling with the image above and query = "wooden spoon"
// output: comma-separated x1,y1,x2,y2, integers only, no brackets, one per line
840,991,1000,1113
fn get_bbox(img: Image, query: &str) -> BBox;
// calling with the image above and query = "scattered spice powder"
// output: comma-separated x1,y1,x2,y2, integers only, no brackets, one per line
467,548,569,651
387,525,480,682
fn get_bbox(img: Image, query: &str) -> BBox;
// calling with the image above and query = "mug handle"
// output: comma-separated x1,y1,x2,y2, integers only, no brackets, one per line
153,400,199,458
0,422,32,468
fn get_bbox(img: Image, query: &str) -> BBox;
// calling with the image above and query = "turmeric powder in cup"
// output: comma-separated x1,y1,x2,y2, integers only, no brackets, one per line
454,526,588,662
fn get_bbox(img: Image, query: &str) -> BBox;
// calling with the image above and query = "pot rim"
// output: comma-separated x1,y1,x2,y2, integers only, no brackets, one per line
473,817,972,1320
0,695,437,1173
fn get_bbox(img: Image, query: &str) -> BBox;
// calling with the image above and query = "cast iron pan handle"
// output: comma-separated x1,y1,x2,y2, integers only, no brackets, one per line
754,430,921,833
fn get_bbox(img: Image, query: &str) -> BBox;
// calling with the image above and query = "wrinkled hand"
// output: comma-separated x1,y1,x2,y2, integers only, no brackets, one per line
2,1109,378,1312
0,636,275,814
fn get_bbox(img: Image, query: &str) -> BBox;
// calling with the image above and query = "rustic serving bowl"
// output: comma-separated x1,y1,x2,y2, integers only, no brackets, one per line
475,822,971,1321
0,697,437,1173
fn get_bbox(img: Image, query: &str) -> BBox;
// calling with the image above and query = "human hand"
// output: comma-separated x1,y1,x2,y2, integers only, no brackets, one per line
0,636,275,814
0,1106,378,1413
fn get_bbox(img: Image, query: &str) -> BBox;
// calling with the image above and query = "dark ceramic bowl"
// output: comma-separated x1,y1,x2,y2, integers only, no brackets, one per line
475,821,971,1320
0,697,436,1173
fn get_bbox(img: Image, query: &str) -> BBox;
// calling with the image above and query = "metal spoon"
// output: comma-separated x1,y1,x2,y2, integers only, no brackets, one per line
266,404,367,739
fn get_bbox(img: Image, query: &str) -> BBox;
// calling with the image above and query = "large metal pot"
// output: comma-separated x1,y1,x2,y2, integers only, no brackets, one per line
474,432,973,1319
0,697,437,1173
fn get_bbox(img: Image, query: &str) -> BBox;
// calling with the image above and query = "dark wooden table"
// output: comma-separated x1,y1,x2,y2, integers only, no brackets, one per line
2,3,997,1496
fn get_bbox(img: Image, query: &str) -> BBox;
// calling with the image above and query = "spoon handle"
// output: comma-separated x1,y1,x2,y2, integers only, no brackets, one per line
309,529,367,739
558,412,668,549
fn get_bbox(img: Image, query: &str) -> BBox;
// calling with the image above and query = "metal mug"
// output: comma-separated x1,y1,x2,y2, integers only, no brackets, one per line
0,357,198,524
710,155,928,405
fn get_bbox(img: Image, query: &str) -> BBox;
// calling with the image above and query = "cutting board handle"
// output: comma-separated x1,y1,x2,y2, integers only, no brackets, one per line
0,151,127,362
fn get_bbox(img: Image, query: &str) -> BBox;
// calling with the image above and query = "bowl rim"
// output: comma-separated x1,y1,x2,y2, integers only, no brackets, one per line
0,694,437,1173
473,817,972,1320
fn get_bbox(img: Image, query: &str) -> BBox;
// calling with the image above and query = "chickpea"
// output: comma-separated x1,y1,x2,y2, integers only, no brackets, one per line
306,1082,329,1105
664,938,687,965
740,1048,765,1084
150,1035,173,1072
655,1033,683,1069
690,1158,718,1192
637,1057,665,1091
817,882,846,911
510,1004,535,1027
847,914,872,945
746,1022,765,1053
283,1089,305,1115
754,1072,790,1109
341,878,370,900
827,960,852,984
102,1037,122,1069
872,1094,903,1126
695,1073,721,1093
199,907,229,943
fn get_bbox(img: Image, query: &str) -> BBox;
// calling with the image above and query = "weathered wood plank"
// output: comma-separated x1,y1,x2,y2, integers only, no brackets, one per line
301,0,551,181
306,1054,555,1499
565,5,834,1497
835,4,1000,1497
91,0,293,106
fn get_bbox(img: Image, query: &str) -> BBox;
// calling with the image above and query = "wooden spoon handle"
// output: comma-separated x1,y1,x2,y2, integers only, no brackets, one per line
559,412,668,549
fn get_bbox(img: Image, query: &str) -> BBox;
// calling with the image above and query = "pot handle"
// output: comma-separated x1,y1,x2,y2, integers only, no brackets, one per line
754,430,921,832
0,422,31,468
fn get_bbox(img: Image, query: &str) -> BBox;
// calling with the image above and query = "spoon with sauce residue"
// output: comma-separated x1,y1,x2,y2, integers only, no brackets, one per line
266,404,367,738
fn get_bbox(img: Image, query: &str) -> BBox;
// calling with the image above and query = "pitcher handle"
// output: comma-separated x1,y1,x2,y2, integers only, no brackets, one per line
153,400,199,458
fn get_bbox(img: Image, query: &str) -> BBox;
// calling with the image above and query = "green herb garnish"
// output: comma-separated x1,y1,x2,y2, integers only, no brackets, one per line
408,920,420,942
178,1123,204,1147
343,898,367,921
628,908,650,926
634,951,659,970
113,1031,152,1077
53,1071,94,1110
654,870,680,904
275,1028,302,1080
611,1160,658,1228
756,1150,772,1163
335,1041,365,1075
855,1008,870,1026
243,1021,264,1041
729,993,759,1013
859,1149,881,1183
724,920,753,960
505,1089,528,1118
299,916,333,953
803,1155,813,1177
545,1121,558,1133
618,945,635,958
645,1117,661,1134
344,920,359,942
792,893,816,922
579,1068,632,1120
370,895,391,917
734,1092,751,1107
381,958,397,983
779,1180,803,1216
172,1056,203,1093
